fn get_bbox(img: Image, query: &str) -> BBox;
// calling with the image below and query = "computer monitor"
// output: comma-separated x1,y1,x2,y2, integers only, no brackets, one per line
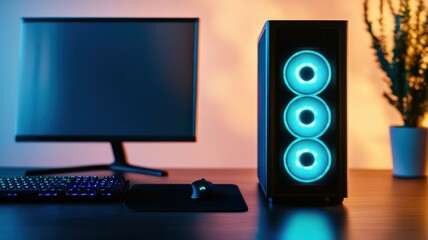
16,18,199,176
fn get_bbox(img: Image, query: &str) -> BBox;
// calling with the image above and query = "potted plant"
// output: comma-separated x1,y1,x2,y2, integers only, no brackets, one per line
364,0,428,177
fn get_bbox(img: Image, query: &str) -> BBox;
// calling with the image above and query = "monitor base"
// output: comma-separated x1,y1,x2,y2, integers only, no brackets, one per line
25,141,168,177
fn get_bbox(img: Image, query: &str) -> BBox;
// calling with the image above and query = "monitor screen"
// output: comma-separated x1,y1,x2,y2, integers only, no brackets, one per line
16,18,198,142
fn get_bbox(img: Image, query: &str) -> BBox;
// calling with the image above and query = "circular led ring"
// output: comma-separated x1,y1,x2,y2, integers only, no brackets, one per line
283,96,331,138
283,139,332,183
283,50,331,95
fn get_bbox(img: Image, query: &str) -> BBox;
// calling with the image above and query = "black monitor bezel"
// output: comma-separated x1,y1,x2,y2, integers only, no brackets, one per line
16,17,199,142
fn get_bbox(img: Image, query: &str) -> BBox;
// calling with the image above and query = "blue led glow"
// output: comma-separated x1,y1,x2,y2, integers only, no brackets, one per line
283,50,331,95
280,210,334,240
283,139,332,183
284,96,331,138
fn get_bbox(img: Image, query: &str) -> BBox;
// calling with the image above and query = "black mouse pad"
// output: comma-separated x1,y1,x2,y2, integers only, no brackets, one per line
124,184,248,212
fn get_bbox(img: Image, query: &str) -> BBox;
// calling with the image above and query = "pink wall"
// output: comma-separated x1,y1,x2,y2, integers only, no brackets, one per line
0,0,405,169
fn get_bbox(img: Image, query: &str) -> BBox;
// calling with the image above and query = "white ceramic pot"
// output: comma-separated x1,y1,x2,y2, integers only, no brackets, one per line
390,126,428,178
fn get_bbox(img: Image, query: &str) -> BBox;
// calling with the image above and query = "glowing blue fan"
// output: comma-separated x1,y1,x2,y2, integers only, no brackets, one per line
283,139,332,183
283,50,331,95
283,96,331,138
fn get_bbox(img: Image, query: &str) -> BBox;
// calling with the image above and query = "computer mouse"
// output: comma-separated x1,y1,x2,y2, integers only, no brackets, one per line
191,178,213,200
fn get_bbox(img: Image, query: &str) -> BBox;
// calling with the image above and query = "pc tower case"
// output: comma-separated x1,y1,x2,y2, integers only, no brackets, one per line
257,21,347,203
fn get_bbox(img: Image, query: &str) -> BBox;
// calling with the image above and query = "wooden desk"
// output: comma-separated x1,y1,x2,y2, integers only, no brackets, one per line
0,169,427,240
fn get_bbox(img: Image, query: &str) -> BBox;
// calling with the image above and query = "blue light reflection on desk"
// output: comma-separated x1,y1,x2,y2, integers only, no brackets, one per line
257,199,347,240
280,210,334,240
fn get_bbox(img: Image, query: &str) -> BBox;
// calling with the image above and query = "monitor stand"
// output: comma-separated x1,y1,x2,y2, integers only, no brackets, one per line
25,141,168,176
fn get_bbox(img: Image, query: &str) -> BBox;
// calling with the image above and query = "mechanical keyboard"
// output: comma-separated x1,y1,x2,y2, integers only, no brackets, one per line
0,176,129,202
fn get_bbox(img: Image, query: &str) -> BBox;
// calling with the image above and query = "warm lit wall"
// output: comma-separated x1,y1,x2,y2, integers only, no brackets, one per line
0,0,401,169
